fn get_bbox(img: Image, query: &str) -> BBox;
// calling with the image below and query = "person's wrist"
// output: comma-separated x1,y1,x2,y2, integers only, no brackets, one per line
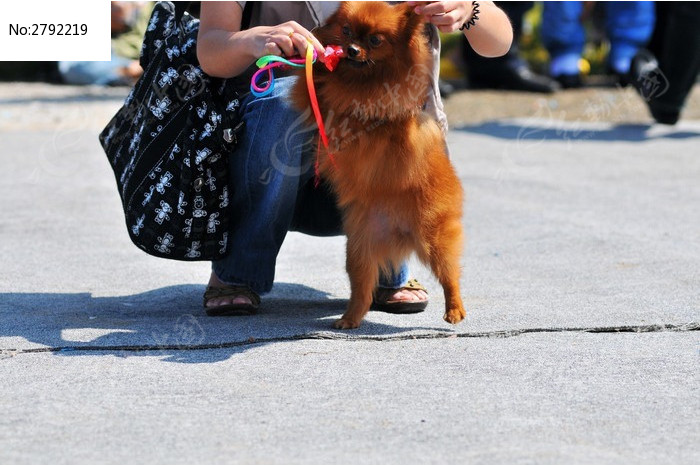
459,1,480,31
235,27,264,61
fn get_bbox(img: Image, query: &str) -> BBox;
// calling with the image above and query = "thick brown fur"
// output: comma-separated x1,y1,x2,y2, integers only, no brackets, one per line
291,1,465,329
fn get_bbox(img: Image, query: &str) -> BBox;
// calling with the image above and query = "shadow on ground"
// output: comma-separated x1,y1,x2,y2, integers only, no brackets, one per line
0,283,450,363
456,121,700,142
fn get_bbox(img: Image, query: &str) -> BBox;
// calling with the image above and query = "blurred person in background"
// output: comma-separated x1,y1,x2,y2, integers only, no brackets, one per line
629,2,700,125
58,1,151,86
461,1,560,93
541,1,655,88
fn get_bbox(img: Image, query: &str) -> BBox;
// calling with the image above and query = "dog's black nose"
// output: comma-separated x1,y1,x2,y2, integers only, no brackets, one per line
347,45,360,58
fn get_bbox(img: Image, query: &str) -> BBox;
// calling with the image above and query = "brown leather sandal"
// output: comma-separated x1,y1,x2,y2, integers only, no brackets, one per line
371,278,429,314
203,284,261,316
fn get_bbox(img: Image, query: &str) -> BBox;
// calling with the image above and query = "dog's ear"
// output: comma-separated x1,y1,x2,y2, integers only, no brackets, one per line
313,9,343,45
397,2,425,38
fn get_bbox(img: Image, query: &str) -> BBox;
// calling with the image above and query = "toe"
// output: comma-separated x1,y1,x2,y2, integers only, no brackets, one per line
389,289,427,303
205,294,252,308
230,295,252,306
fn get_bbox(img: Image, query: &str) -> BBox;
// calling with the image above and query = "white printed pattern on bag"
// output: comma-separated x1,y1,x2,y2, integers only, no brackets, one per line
205,169,216,191
147,11,159,32
177,191,188,215
148,163,163,180
182,218,193,238
155,233,174,254
207,212,220,233
150,97,171,120
156,171,173,194
185,241,202,258
183,66,203,84
162,17,174,37
196,102,207,119
142,185,155,206
154,200,172,224
181,38,196,54
192,196,207,218
131,214,145,236
165,46,180,61
219,232,228,255
158,67,178,87
195,148,211,165
219,186,229,209
169,144,181,161
199,123,214,140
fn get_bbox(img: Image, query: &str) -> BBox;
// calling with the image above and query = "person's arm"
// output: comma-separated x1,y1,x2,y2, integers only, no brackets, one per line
197,1,326,78
408,1,513,57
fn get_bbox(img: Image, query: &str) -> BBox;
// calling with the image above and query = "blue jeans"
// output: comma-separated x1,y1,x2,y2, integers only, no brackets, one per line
212,77,409,294
542,1,655,75
59,50,134,86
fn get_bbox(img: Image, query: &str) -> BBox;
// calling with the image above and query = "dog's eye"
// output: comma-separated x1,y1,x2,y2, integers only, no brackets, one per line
369,35,382,47
342,25,351,37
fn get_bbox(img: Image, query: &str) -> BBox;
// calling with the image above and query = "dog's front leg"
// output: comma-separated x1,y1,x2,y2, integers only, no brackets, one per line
334,236,378,329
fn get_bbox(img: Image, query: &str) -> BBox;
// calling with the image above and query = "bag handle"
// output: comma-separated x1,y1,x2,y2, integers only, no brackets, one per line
174,1,189,21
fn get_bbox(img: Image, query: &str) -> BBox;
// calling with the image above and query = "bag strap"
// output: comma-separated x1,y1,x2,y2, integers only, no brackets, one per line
174,1,189,21
241,2,254,30
174,2,253,29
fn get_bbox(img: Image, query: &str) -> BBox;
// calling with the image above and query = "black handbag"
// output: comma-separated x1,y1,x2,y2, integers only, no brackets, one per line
99,1,244,260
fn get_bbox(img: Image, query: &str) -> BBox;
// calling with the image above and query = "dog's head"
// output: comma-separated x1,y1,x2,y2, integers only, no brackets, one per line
317,2,428,73
312,1,433,119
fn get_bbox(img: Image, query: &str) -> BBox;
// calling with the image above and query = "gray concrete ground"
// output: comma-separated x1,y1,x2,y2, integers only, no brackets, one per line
1,83,699,465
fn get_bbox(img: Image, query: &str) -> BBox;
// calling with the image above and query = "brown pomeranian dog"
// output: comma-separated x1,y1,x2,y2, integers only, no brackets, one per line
292,1,465,329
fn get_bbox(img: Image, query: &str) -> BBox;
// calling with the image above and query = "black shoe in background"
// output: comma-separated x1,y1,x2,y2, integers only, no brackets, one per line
468,64,560,93
461,2,560,95
552,73,583,89
633,2,700,125
628,49,680,125
438,79,455,99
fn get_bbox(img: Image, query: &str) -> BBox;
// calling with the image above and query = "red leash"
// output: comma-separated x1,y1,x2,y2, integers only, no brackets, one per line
306,45,343,185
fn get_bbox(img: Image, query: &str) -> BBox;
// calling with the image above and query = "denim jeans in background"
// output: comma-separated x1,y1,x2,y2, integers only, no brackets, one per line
542,1,655,76
59,50,134,86
212,77,410,294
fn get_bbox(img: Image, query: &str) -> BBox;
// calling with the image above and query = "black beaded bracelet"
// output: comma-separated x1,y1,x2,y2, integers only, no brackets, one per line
459,1,480,31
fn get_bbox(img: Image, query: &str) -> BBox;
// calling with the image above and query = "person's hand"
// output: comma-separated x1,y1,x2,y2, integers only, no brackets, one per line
250,21,325,61
407,1,475,33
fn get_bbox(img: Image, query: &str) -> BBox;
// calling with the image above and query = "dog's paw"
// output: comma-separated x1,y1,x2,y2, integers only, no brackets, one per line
333,318,361,330
443,307,466,325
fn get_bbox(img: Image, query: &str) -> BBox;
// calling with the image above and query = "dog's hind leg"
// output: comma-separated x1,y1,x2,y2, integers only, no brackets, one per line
423,218,466,325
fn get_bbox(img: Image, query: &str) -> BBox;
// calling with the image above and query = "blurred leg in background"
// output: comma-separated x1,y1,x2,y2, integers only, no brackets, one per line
604,1,655,83
58,1,148,86
541,1,585,88
542,1,654,89
630,2,700,124
461,1,560,93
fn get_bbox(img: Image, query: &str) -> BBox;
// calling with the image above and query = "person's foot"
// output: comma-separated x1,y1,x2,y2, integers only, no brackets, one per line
205,272,253,308
648,102,680,125
552,73,583,89
469,65,560,93
387,287,428,303
372,279,429,314
629,50,681,125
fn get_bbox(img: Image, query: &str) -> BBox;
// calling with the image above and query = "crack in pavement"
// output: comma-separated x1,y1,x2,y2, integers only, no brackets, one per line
1,322,698,357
